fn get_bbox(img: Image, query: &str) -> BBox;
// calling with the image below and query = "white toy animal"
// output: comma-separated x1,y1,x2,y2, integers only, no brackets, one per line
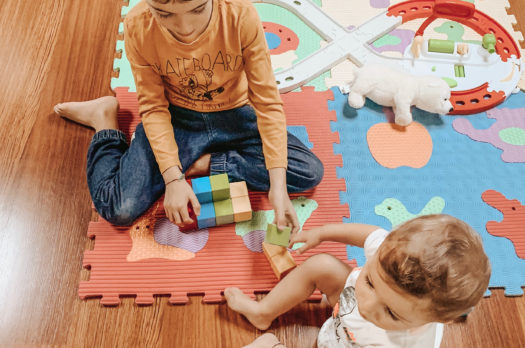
343,64,454,126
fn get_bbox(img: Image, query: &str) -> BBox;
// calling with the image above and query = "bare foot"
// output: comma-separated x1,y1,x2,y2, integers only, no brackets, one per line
186,153,211,177
243,333,285,348
224,287,273,330
54,96,119,132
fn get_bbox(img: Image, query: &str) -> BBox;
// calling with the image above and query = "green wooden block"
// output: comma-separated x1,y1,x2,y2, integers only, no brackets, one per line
210,173,230,201
264,223,291,247
214,198,234,225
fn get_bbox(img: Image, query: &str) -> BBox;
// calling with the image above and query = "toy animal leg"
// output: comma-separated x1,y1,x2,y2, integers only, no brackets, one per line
394,110,412,126
347,91,366,109
393,95,414,126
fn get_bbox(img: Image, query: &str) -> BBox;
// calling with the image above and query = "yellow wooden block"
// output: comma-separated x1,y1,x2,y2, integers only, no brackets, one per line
232,195,252,222
262,242,296,279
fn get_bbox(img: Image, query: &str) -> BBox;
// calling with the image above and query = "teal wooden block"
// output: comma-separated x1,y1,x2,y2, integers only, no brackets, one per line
191,176,213,203
214,198,234,225
264,223,291,247
197,202,216,229
210,173,230,201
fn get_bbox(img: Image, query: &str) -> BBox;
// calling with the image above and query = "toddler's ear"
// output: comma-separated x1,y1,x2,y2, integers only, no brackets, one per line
449,315,467,324
448,307,474,323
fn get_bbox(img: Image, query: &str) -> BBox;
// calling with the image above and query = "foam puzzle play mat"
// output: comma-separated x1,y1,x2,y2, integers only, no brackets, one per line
79,0,525,305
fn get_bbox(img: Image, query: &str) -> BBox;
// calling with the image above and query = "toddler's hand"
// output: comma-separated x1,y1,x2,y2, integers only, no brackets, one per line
289,226,323,254
163,180,201,226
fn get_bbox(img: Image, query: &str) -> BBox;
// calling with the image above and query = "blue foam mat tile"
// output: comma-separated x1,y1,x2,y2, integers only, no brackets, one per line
329,87,525,296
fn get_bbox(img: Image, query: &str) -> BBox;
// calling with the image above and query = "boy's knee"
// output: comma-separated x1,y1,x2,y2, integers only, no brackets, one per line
308,156,324,187
99,208,136,226
96,199,142,226
290,156,324,192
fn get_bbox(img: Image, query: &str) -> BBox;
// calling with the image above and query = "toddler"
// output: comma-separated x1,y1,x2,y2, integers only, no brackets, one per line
225,214,491,347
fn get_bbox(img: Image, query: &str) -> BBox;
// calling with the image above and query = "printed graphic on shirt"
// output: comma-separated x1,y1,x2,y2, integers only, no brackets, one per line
333,286,362,347
179,69,224,102
154,50,244,108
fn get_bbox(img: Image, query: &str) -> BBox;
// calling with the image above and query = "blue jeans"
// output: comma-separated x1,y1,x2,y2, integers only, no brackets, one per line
87,104,324,225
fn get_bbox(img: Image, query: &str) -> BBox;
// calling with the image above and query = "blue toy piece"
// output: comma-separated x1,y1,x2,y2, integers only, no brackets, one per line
197,202,216,229
191,176,213,204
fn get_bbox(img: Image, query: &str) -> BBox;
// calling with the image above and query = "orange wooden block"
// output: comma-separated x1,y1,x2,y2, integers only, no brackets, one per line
229,181,248,198
262,242,296,279
232,195,252,222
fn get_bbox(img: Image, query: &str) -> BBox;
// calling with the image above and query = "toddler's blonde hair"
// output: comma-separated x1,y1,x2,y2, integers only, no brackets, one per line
377,214,491,321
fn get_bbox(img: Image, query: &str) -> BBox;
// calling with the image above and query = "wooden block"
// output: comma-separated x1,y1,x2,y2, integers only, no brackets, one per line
264,223,291,247
262,241,285,258
210,173,230,201
191,176,213,203
229,181,248,198
232,195,252,222
197,202,216,229
214,198,234,225
262,242,296,279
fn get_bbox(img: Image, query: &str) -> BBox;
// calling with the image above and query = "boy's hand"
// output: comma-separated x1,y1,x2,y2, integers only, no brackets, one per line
164,180,201,226
289,226,323,254
268,186,300,236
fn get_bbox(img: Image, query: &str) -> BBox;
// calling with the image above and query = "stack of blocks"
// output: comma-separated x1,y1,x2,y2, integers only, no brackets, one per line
189,173,252,230
262,223,296,279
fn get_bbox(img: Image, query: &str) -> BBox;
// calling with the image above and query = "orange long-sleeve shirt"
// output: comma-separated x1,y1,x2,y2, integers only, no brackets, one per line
124,0,287,173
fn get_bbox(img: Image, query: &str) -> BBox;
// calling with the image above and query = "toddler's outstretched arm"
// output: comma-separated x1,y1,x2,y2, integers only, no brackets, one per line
290,223,379,254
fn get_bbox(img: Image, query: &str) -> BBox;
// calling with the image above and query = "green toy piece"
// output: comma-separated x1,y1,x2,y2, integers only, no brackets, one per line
442,77,458,88
210,173,230,201
214,198,234,225
482,34,496,54
428,39,455,54
454,64,465,78
235,197,318,250
374,197,446,228
265,223,292,247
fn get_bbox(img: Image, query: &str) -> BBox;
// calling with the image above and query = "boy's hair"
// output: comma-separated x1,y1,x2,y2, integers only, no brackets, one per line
377,214,491,322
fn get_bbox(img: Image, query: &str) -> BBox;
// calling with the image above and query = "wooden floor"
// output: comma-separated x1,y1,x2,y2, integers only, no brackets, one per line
0,0,524,346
